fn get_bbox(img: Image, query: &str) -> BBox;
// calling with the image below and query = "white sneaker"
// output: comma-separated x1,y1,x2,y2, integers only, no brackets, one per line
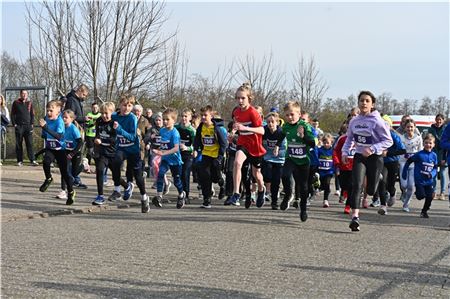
378,205,388,215
104,181,114,187
56,190,68,199
323,200,330,208
334,190,341,196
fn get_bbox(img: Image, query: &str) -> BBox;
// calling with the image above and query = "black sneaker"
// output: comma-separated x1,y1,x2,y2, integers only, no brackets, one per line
177,191,186,209
200,198,212,209
245,194,252,209
280,195,292,211
292,199,299,209
141,194,150,213
218,186,226,200
420,211,429,218
256,186,266,208
39,177,53,192
300,209,308,222
108,191,122,201
349,217,360,232
152,195,163,208
271,203,279,210
74,182,88,189
66,190,76,205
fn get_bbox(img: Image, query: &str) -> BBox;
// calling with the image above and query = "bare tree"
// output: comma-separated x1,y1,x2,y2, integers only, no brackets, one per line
435,96,449,117
292,54,328,114
235,52,285,109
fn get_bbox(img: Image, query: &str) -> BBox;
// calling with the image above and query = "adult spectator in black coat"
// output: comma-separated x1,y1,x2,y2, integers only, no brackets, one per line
10,90,38,166
64,84,89,127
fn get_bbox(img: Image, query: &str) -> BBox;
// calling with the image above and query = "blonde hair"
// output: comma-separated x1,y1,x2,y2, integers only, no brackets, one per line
182,108,193,116
119,94,136,105
321,133,334,144
47,99,62,109
423,133,435,143
63,109,76,120
283,101,301,113
100,102,115,113
235,82,254,102
0,94,5,107
163,107,178,120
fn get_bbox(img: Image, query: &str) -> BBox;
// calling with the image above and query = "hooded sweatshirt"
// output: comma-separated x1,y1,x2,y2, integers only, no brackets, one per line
342,110,393,156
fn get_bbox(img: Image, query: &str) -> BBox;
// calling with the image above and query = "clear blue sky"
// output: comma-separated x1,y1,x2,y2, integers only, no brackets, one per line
2,1,449,101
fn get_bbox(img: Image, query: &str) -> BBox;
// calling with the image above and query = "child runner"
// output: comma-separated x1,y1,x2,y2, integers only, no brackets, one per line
399,119,423,212
108,94,149,213
91,102,129,206
333,121,355,214
401,134,438,218
151,108,186,209
175,108,196,202
193,105,227,208
262,112,286,210
225,83,266,208
318,133,335,208
377,115,406,215
277,101,315,221
38,100,75,205
342,91,393,231
85,102,101,167
428,114,447,200
57,110,84,200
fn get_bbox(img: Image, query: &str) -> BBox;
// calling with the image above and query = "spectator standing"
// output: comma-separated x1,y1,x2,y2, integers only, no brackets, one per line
10,90,38,166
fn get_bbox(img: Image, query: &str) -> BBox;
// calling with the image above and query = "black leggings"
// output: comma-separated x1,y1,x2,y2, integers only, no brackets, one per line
282,159,309,210
378,161,399,206
262,161,283,205
349,153,383,209
61,150,83,190
112,151,146,195
320,174,333,201
43,149,73,193
338,170,353,205
95,156,127,195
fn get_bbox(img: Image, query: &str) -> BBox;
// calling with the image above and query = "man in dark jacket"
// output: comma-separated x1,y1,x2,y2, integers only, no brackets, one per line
64,84,89,188
10,90,38,166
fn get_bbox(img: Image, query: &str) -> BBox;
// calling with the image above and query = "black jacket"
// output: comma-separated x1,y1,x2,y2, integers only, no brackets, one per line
193,118,228,162
64,90,85,126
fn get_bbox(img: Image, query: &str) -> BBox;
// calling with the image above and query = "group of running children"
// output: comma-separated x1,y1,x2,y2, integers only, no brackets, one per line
37,84,450,232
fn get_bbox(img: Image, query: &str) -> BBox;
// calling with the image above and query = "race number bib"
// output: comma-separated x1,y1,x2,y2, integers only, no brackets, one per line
266,139,277,150
319,159,333,170
354,133,373,147
160,141,169,150
202,136,215,146
45,138,62,150
117,135,133,147
420,162,434,176
287,144,306,159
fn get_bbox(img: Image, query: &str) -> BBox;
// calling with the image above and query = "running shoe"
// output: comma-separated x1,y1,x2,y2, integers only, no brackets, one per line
92,195,105,206
334,190,341,197
218,186,226,200
66,190,76,205
338,196,345,204
370,199,381,207
225,193,240,206
271,203,279,210
349,217,360,232
245,194,252,209
56,190,67,199
323,200,329,208
300,209,308,222
402,207,410,212
387,193,396,207
200,198,212,209
256,186,266,208
152,195,163,208
39,177,53,192
141,194,150,213
377,205,388,215
108,191,122,201
312,173,321,189
17,162,23,167
31,160,39,166
280,195,293,211
177,191,186,209
74,182,88,189
123,182,135,201
293,199,300,209
420,211,429,218
344,205,351,214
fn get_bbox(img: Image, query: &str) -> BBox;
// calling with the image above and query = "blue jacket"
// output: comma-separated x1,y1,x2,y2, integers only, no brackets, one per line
440,124,450,164
402,149,438,186
112,112,139,155
384,130,406,163
318,146,334,176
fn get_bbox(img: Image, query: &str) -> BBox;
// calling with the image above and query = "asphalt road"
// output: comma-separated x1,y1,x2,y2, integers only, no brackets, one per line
1,165,449,298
